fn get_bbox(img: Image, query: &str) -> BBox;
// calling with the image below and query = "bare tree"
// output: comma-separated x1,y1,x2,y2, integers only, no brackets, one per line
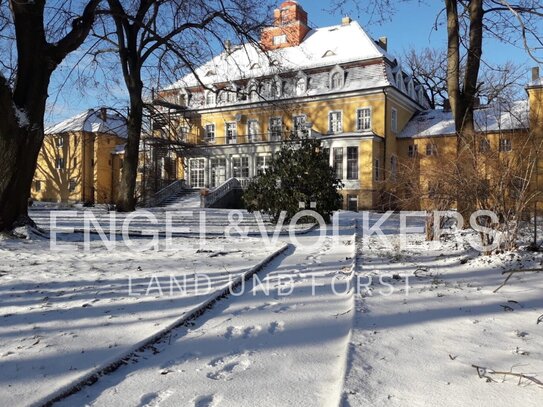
92,0,272,212
0,0,100,233
403,47,525,109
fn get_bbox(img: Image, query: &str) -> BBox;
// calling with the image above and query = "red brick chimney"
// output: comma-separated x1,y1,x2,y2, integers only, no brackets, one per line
261,1,310,51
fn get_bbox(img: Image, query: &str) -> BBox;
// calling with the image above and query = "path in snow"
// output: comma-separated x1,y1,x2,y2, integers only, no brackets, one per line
55,213,357,407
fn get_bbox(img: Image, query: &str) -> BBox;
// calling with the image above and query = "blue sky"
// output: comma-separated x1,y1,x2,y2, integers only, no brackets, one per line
46,0,538,126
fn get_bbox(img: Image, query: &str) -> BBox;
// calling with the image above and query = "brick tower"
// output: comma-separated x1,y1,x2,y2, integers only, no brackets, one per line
261,1,311,50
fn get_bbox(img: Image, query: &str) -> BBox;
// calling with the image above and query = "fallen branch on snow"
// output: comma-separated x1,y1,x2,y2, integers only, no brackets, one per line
494,268,542,293
472,364,543,387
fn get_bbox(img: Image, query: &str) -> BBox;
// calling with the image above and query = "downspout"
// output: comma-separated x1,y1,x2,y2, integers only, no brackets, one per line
382,88,389,211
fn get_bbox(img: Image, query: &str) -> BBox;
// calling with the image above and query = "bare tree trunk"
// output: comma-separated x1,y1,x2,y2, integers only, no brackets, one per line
0,0,99,232
116,86,144,212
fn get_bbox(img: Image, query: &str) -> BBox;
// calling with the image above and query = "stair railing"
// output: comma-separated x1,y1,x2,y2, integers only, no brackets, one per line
146,179,186,207
203,177,241,208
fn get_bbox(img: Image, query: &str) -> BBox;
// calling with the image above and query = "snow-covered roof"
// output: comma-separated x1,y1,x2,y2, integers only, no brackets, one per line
166,21,395,90
528,77,543,87
46,109,128,138
399,100,529,139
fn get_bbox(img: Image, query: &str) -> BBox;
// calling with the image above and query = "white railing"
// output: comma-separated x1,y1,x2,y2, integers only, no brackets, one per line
203,177,242,208
147,179,186,207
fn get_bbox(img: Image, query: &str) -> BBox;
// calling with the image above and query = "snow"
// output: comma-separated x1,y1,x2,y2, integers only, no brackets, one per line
399,100,529,138
2,210,543,406
45,109,128,138
343,213,543,406
54,213,357,407
0,233,285,406
167,21,394,90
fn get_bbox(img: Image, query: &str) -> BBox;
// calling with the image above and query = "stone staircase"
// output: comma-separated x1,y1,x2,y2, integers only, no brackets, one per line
158,189,201,209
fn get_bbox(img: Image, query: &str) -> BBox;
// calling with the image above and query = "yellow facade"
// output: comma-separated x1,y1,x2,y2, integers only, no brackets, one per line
32,131,125,205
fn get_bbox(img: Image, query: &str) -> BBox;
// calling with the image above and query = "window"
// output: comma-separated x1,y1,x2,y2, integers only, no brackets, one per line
56,136,64,148
293,115,307,135
270,81,280,98
357,108,372,131
34,180,41,192
408,144,418,158
270,117,283,141
56,157,65,170
249,86,259,102
226,122,237,144
232,156,249,178
347,147,358,180
425,143,437,156
205,124,215,142
333,147,343,179
180,126,190,141
210,158,227,188
391,108,398,133
296,77,306,96
205,91,215,106
189,158,206,188
256,155,271,175
331,72,343,89
479,138,490,153
499,139,512,152
322,148,330,164
69,179,77,192
226,90,236,103
273,34,287,45
374,159,380,181
280,9,289,25
329,111,342,134
247,120,259,142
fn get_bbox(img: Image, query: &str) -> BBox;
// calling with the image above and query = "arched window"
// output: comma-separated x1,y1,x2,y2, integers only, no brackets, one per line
296,77,306,95
271,81,280,98
205,91,215,106
331,72,343,89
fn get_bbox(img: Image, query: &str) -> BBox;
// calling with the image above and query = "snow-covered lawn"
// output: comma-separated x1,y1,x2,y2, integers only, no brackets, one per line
2,210,542,407
53,214,357,407
0,235,285,406
29,207,313,236
343,214,543,406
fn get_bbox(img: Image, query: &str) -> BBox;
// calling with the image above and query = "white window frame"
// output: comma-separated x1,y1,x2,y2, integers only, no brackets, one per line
330,68,344,90
273,34,287,45
391,107,398,133
329,111,343,134
408,144,418,158
295,77,306,96
205,91,215,106
256,154,272,176
425,143,437,156
226,122,237,144
232,155,250,179
346,146,358,180
247,119,259,142
189,158,206,189
356,107,372,131
204,123,215,142
269,117,283,141
293,114,308,135
499,138,512,152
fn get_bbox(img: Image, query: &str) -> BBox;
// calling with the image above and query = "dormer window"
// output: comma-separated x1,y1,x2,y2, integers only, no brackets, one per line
250,63,261,70
322,50,336,58
331,72,343,89
205,91,215,106
296,77,306,96
205,70,215,77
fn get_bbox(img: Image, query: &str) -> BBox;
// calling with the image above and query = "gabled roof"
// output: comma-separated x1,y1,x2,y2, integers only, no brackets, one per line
166,21,396,90
46,109,128,138
399,100,529,139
